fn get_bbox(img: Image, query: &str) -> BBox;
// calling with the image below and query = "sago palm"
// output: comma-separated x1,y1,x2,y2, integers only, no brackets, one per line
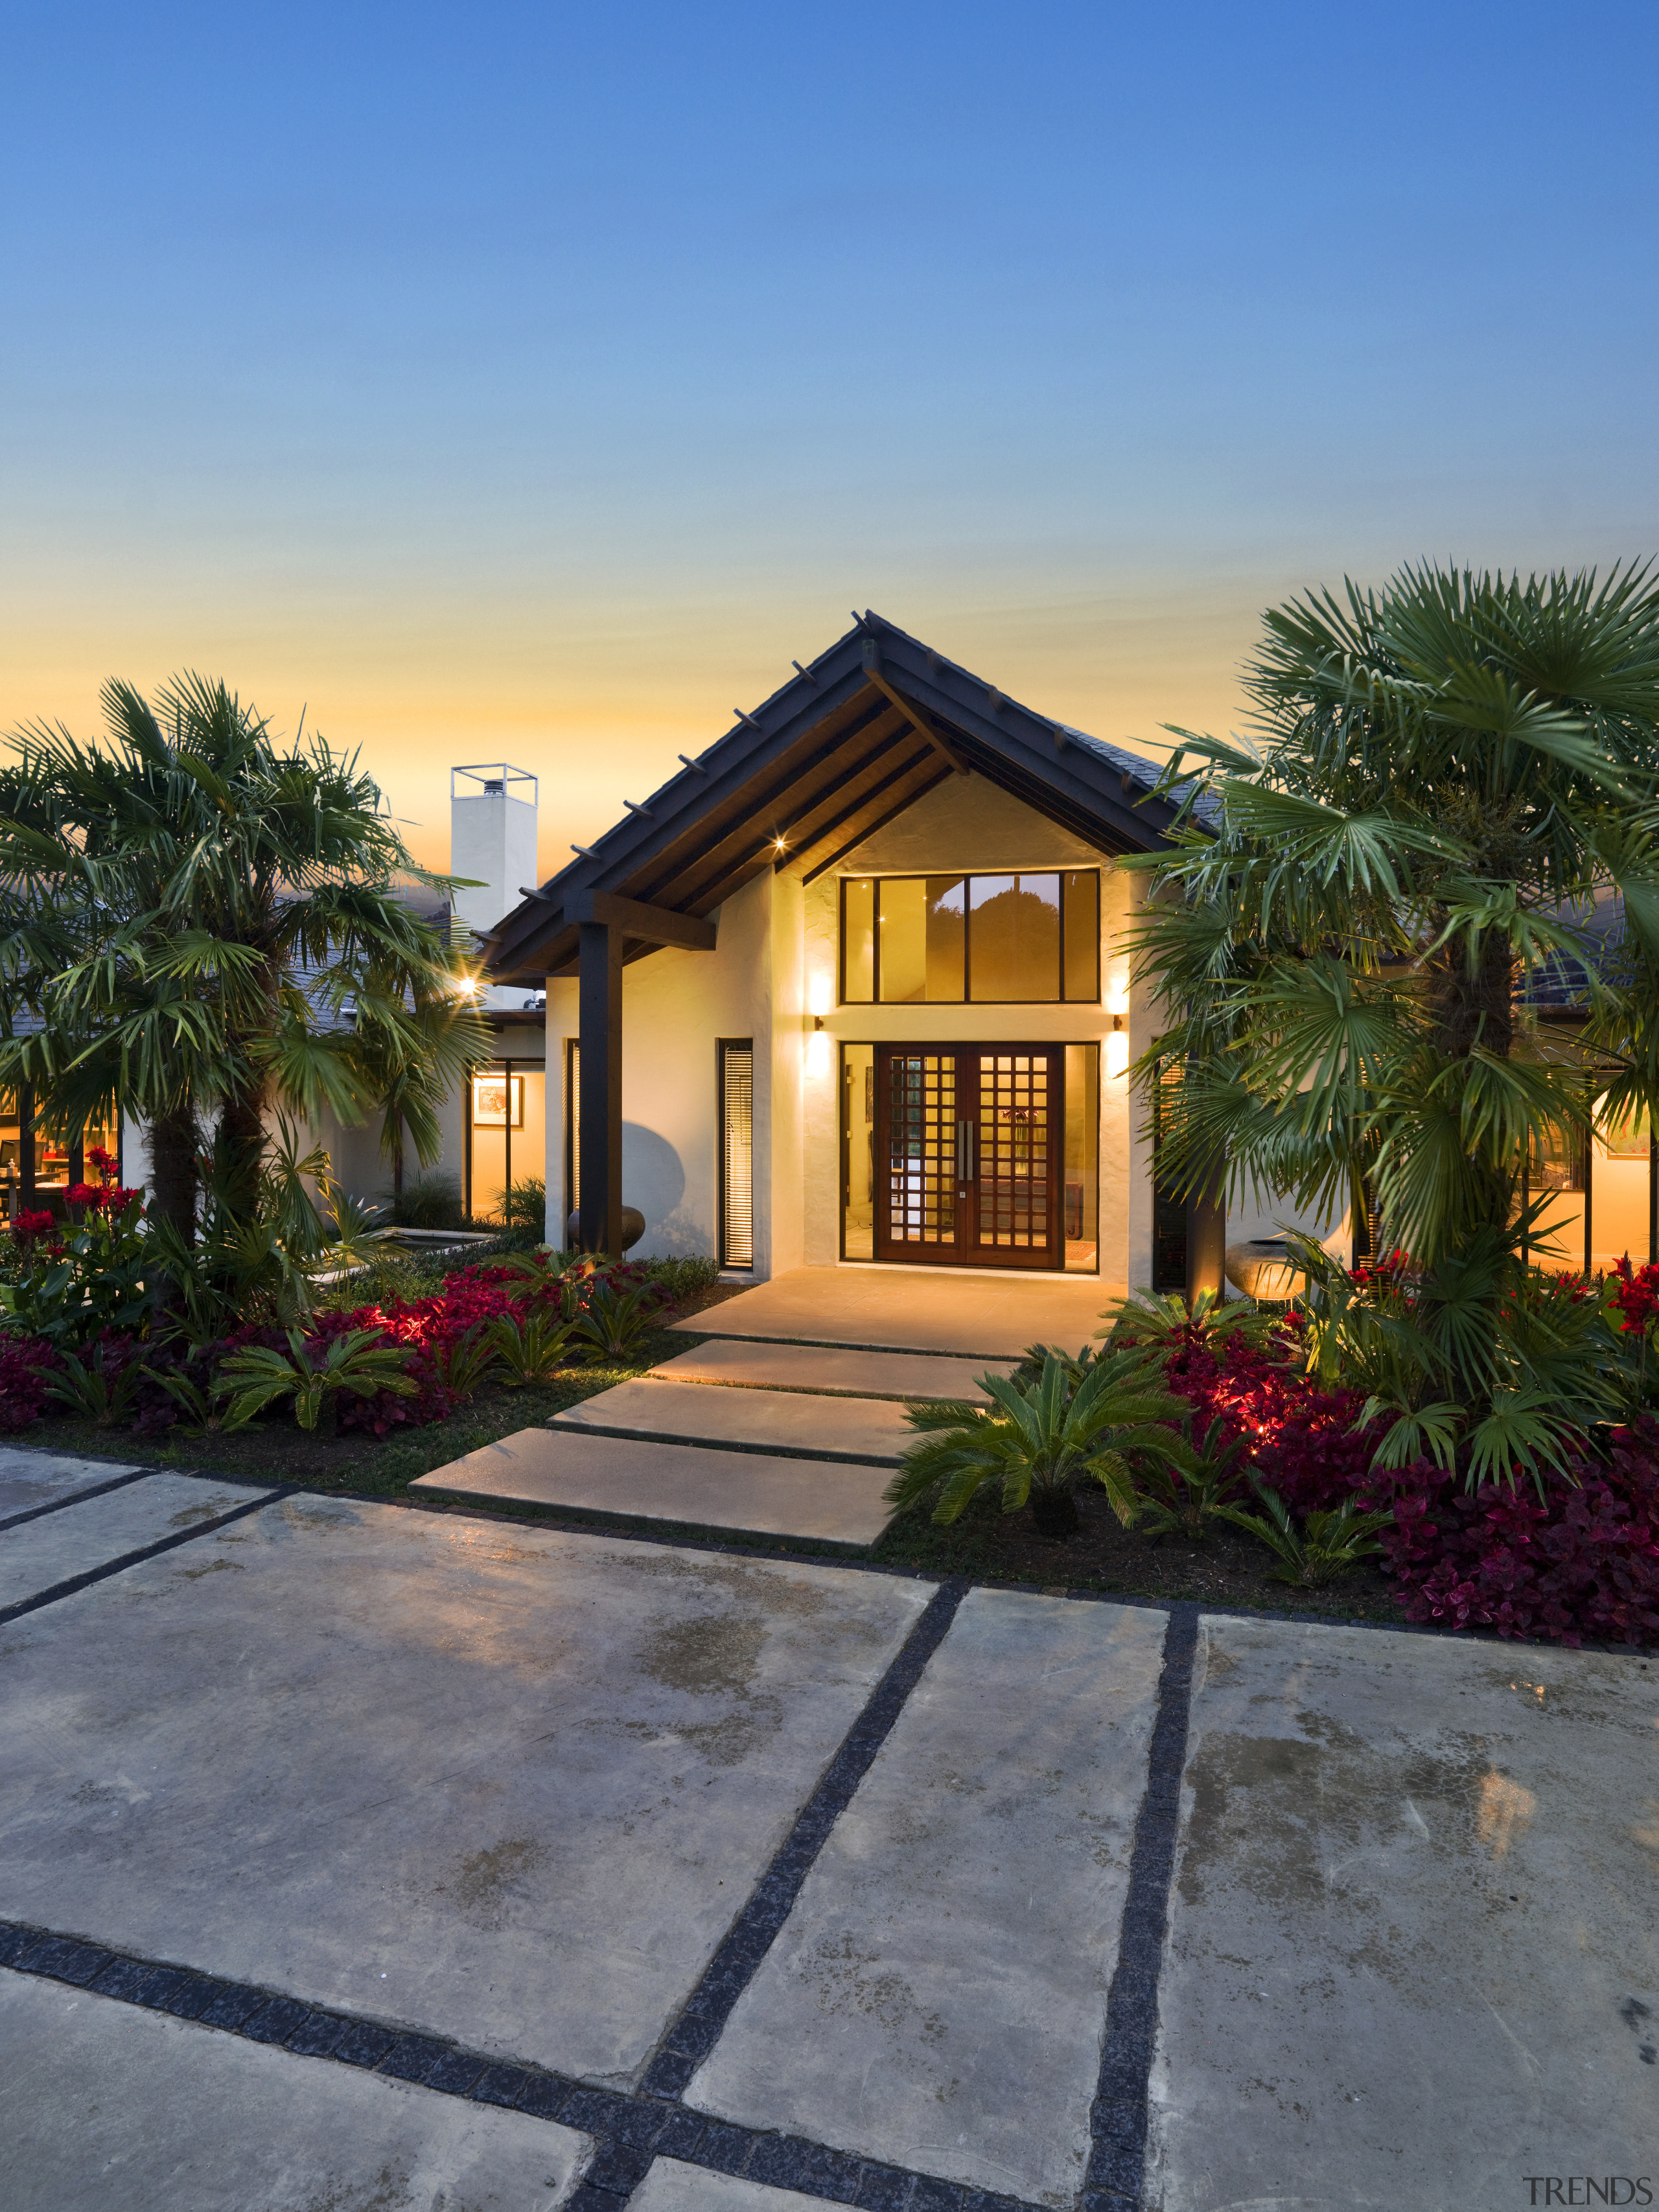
886,1347,1190,1539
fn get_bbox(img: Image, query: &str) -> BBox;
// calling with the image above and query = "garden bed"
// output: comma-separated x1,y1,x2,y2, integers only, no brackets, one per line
35,1297,750,1495
870,1482,1408,1620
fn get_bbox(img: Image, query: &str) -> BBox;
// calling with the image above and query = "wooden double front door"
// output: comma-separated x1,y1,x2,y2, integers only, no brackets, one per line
873,1045,1063,1269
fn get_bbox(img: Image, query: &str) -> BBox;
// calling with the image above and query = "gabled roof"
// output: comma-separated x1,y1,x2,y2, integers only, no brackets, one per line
483,611,1187,982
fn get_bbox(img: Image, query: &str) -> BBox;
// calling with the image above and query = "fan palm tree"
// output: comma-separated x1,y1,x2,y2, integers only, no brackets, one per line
1135,563,1659,1266
1130,563,1659,1473
0,675,490,1244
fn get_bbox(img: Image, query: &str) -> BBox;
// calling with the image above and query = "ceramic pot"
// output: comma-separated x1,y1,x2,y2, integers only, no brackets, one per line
564,1205,647,1253
1223,1237,1301,1301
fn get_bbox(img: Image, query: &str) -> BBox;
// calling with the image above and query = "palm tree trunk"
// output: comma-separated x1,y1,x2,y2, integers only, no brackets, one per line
1429,930,1514,1063
146,1102,200,1240
1429,929,1520,1237
216,1084,267,1218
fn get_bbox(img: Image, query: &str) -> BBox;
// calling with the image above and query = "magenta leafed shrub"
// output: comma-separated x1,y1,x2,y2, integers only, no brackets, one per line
1159,1323,1377,1515
1378,1421,1659,1647
0,1334,58,1431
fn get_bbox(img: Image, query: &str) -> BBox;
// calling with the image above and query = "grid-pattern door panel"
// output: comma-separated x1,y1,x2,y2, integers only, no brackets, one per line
975,1053,1056,1257
875,1053,957,1256
873,1045,1063,1269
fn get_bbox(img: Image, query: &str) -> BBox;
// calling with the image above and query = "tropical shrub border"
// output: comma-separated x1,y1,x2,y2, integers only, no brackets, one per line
0,1193,710,1445
886,1257,1659,1649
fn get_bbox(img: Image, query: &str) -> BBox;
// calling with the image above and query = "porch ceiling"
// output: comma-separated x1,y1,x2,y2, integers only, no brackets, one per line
483,612,1185,983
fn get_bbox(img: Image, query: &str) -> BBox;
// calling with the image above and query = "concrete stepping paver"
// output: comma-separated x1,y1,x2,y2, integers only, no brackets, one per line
0,1494,931,2084
0,1445,143,1523
688,1591,1169,2208
1147,1617,1659,2211
550,1378,913,1464
0,1966,590,2211
414,1428,897,1546
631,2162,825,2212
651,1338,1019,1402
0,1473,272,1611
672,1264,1114,1358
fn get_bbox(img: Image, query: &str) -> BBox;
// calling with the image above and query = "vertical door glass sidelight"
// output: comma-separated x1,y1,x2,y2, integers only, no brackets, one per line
841,1042,876,1259
1063,1043,1099,1270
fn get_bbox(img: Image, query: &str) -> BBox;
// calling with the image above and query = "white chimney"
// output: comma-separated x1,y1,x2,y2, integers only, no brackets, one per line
450,764,539,1010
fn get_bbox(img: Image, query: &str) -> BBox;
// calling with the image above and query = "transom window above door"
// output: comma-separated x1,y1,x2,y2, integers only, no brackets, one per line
840,870,1099,1004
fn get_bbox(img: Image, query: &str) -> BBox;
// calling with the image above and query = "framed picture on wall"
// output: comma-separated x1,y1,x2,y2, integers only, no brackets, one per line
1597,1104,1652,1159
472,1073,526,1129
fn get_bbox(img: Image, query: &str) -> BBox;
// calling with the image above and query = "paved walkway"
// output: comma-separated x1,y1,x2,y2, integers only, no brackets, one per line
410,1268,1049,1544
1,1445,1654,2210
668,1267,1120,1359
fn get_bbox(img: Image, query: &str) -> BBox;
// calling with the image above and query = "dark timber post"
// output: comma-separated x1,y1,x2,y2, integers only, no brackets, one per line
577,920,623,1256
1185,1170,1226,1307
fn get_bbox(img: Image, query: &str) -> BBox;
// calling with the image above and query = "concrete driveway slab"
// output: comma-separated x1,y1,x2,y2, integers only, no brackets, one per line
0,1473,271,1610
0,1445,142,1522
1148,1616,1659,2211
650,1340,1018,1403
413,1428,896,1546
0,1964,590,2211
551,1379,912,1463
688,1591,1168,2209
632,2161,830,2212
0,1496,929,2087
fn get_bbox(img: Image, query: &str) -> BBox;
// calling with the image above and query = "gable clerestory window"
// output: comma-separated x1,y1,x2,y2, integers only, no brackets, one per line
839,870,1100,1005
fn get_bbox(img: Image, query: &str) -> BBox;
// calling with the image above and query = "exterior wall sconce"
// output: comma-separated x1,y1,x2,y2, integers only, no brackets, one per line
1107,1014,1129,1080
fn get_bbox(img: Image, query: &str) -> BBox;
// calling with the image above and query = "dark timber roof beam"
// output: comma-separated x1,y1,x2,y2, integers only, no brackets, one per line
564,891,717,951
860,641,970,776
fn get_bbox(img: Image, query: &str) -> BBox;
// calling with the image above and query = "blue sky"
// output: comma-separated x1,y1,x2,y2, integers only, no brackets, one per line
6,1,1657,872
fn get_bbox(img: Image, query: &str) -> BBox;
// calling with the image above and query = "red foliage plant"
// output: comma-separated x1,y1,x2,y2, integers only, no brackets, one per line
1157,1316,1377,1517
0,1333,58,1431
1144,1286,1659,1649
1379,1421,1659,1648
1612,1257,1659,1335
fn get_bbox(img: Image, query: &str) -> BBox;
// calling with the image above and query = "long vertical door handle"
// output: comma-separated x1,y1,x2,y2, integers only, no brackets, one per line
957,1119,974,1182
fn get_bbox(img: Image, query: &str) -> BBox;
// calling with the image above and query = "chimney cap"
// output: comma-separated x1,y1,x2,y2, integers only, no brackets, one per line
452,763,538,804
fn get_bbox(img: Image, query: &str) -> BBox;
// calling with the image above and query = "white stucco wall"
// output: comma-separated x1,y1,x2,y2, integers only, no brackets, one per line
543,869,777,1264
